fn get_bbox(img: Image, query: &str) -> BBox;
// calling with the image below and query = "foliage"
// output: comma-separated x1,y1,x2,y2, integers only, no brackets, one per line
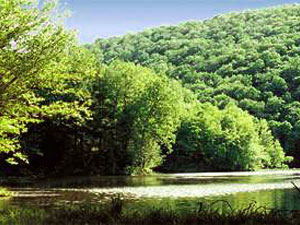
0,0,293,175
0,201,297,225
18,46,98,175
173,103,290,171
91,5,300,163
0,187,12,198
0,0,96,169
0,0,81,163
90,61,190,174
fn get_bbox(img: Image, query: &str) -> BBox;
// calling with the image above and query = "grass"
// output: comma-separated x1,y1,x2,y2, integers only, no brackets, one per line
0,197,299,225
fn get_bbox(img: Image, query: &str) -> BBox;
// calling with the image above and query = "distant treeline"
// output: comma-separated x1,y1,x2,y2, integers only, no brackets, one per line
0,0,296,176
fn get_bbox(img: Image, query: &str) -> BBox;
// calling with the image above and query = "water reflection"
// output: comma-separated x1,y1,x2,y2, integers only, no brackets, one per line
2,171,300,212
206,188,300,211
4,172,299,189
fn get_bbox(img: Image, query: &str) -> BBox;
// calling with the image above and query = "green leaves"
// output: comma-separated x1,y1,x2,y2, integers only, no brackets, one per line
91,4,300,165
91,61,190,174
0,0,89,163
175,103,290,171
0,0,294,173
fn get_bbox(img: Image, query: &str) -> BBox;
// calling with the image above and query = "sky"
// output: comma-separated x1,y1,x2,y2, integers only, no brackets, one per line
60,0,300,43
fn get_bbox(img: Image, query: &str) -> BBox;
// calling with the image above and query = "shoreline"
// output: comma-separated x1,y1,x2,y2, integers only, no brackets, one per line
168,169,300,178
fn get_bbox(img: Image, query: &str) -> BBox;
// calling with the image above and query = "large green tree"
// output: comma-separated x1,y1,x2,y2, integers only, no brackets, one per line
170,103,291,171
90,61,191,174
0,0,91,164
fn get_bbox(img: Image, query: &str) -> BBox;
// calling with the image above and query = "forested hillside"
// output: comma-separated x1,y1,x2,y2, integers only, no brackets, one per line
0,1,294,176
90,5,300,167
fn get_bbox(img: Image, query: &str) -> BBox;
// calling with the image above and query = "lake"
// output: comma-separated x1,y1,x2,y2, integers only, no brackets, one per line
2,170,300,213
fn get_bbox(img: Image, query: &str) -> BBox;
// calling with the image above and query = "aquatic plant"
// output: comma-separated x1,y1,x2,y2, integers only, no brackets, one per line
111,194,123,218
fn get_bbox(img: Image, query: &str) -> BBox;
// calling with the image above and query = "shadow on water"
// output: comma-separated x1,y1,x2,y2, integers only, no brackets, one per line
4,172,300,188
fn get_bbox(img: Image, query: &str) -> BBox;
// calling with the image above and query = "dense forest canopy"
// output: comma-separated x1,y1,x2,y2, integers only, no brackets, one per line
0,0,295,176
89,4,300,167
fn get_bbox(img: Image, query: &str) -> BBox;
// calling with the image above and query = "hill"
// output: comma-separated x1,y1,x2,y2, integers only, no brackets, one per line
89,5,300,165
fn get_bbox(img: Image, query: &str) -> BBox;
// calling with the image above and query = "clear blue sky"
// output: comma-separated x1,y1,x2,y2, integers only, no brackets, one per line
61,0,300,43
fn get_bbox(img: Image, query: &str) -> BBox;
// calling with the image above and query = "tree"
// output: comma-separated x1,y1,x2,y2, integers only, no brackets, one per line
90,61,190,174
0,0,86,164
173,103,290,171
91,5,300,165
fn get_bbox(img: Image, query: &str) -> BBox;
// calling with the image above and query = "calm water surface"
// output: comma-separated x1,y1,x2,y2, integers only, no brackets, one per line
2,170,300,212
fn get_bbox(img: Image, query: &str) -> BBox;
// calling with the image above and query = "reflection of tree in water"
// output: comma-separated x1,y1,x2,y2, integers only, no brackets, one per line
282,187,300,211
29,175,164,189
207,188,300,212
121,188,300,215
3,175,300,213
